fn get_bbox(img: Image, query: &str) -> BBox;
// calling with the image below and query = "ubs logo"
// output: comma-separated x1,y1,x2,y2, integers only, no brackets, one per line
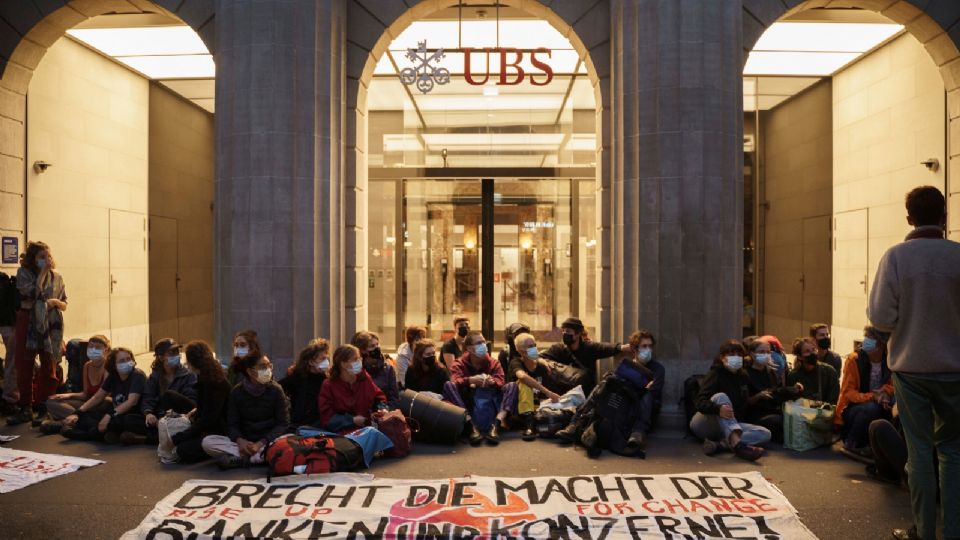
399,40,555,93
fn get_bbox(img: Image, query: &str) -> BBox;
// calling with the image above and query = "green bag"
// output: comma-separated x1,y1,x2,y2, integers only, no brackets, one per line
783,398,835,452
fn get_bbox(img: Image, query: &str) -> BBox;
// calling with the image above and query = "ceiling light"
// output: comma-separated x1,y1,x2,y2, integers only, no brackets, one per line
743,51,859,76
67,26,209,56
115,54,215,79
753,22,902,53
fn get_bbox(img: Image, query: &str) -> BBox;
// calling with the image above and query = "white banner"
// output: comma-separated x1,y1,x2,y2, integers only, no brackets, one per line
123,471,818,539
0,447,103,493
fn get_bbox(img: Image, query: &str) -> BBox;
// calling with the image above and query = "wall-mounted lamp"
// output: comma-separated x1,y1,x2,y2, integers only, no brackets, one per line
921,158,940,172
33,161,52,174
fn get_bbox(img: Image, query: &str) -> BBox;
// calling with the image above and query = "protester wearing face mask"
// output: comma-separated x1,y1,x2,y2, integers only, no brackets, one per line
352,331,399,408
317,344,387,434
540,317,632,394
443,331,518,446
507,332,560,441
202,353,289,469
787,337,840,404
129,339,199,445
810,323,842,381
743,339,803,443
61,348,147,443
280,338,331,427
41,334,112,434
169,340,231,463
689,340,770,461
834,326,894,459
442,316,471,368
405,339,449,397
227,329,263,384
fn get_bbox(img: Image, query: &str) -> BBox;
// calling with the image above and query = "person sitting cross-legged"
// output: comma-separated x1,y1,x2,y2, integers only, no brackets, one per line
61,347,147,443
834,326,894,461
507,332,561,441
689,340,770,461
743,338,803,443
317,344,388,434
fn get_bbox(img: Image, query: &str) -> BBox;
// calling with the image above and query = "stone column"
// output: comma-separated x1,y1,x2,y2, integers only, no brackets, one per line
610,0,743,375
214,0,346,366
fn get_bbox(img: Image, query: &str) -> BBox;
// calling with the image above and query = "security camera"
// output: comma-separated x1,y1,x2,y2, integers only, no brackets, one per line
920,158,940,172
33,161,52,174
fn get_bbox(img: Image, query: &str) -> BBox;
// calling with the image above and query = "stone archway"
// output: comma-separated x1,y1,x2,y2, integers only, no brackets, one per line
341,0,612,341
741,0,960,235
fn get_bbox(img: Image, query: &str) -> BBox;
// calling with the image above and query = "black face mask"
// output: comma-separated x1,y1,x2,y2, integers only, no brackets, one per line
562,333,575,346
803,354,818,368
422,355,435,365
457,326,469,338
817,338,831,350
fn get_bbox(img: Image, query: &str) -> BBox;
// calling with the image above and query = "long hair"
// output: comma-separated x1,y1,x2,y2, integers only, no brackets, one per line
329,344,360,380
410,339,438,378
21,241,51,273
292,338,330,376
184,340,226,385
106,347,136,379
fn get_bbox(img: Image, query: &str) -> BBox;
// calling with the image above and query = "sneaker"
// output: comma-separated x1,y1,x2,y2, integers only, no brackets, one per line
734,443,764,461
702,439,721,456
521,413,536,442
103,431,122,444
216,454,250,470
119,431,147,445
39,420,63,435
6,406,33,426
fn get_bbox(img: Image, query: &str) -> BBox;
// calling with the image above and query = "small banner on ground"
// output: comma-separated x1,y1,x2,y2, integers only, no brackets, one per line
123,471,818,539
0,447,103,493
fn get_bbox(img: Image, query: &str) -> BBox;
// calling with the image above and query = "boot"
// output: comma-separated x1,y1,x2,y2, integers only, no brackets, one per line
467,422,484,446
6,406,33,426
521,413,536,442
120,431,147,445
216,454,251,470
485,420,501,445
39,420,63,435
556,414,587,443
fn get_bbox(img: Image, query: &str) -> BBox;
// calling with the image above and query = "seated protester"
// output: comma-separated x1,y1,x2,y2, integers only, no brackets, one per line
317,344,387,433
540,317,632,394
787,337,840,404
442,316,471,368
227,329,263,385
498,322,531,376
622,330,666,441
810,323,843,379
405,339,449,397
41,334,111,434
508,332,561,441
744,339,802,443
170,340,231,462
137,339,199,445
758,335,788,385
280,338,330,428
395,326,425,387
352,331,399,409
868,410,908,486
202,352,290,469
689,340,770,461
835,326,894,458
61,347,147,443
444,331,518,446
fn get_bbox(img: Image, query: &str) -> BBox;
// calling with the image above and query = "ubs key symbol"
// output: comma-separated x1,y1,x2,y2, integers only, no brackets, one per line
401,40,451,94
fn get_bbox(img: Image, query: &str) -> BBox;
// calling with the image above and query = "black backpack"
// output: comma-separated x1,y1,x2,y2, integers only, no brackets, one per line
589,375,644,456
65,339,89,393
0,272,18,327
681,374,705,436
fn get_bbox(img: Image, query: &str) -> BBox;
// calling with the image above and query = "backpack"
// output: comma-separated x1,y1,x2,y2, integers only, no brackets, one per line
590,376,643,455
65,339,88,393
471,387,500,431
535,408,573,438
372,409,412,458
681,374,704,436
0,272,18,327
265,436,340,480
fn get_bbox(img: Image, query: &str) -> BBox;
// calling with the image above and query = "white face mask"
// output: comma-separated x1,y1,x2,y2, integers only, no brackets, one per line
348,360,363,375
116,360,135,375
754,353,770,366
256,367,272,384
311,359,330,372
166,354,181,368
234,346,249,358
637,348,653,363
725,355,743,372
87,347,104,361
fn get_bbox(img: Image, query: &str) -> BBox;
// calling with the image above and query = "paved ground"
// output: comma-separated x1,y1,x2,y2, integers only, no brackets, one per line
0,418,912,540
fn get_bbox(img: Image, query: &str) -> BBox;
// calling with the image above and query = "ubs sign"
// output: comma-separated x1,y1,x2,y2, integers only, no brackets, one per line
401,40,555,93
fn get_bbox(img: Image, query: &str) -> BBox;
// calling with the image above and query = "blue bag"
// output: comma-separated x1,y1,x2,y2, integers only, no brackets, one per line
471,387,500,431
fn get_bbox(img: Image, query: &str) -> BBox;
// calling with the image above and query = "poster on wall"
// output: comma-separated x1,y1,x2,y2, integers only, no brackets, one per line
1,236,17,264
122,472,818,539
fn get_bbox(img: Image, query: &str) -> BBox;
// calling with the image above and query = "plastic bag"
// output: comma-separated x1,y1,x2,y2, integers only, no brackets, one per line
783,398,835,452
537,385,586,411
157,412,192,464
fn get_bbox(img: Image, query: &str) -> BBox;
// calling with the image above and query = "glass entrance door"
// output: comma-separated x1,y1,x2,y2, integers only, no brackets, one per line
401,178,572,345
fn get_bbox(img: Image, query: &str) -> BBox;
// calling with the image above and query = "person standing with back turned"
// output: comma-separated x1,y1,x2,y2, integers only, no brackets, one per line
868,186,960,540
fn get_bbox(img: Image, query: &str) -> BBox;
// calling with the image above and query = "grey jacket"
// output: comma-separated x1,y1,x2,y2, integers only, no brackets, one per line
868,226,960,373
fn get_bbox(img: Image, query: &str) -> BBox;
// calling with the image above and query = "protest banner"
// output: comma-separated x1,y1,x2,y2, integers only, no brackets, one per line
123,471,818,539
0,447,103,493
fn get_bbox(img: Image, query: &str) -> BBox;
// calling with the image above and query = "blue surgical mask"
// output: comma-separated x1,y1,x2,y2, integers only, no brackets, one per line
234,346,249,358
862,337,877,353
754,353,770,365
526,346,539,359
638,348,653,363
117,361,135,375
725,355,743,372
87,348,103,361
166,355,181,368
348,360,363,375
37,259,47,270
473,343,488,357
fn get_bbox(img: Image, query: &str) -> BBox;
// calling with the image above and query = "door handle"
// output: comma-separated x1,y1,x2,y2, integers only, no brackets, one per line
110,275,117,294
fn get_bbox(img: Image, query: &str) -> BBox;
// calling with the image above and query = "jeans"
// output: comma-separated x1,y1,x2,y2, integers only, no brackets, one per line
201,434,267,464
442,381,518,418
842,401,889,449
893,373,960,540
689,392,771,447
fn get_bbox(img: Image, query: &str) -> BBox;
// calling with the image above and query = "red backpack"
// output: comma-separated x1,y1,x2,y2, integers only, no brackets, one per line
265,436,338,480
373,410,412,458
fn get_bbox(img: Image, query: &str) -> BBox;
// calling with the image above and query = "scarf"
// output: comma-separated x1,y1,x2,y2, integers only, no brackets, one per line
241,377,267,397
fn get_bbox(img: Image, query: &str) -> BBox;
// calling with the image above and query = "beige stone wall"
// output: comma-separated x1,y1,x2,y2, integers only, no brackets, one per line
26,37,150,352
148,83,214,347
832,33,946,355
759,80,833,346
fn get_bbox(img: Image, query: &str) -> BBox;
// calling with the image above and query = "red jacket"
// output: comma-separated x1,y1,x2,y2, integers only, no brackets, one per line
449,353,505,390
317,371,387,432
